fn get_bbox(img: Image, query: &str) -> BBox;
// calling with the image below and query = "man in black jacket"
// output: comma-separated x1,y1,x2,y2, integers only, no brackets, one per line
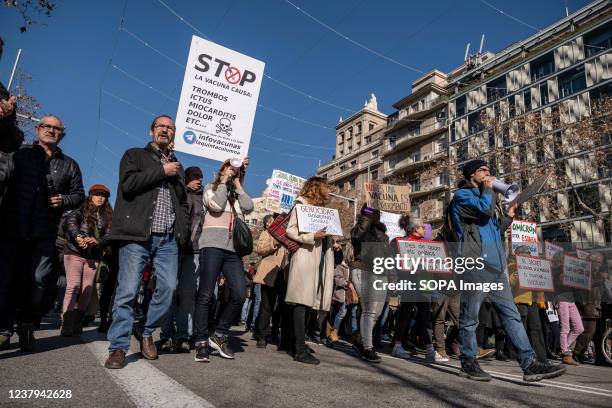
0,115,84,351
105,115,189,369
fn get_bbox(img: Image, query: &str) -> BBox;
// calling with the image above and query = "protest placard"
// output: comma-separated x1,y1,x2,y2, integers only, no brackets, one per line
174,35,265,162
364,183,410,213
515,255,554,292
576,248,591,260
544,241,564,260
510,220,538,255
296,204,342,236
562,255,591,290
395,239,452,274
265,170,305,214
380,211,404,241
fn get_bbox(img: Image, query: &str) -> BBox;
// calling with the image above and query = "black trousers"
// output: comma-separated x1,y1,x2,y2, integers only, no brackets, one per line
254,284,278,340
516,304,547,363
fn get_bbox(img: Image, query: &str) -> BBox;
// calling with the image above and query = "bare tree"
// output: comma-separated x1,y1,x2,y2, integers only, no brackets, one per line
3,0,59,32
13,68,41,143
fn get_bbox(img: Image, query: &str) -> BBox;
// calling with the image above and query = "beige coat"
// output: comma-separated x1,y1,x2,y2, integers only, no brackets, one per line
284,197,335,312
253,230,287,287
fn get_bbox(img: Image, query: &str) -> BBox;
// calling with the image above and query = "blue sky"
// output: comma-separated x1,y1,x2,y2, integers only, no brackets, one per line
0,0,591,199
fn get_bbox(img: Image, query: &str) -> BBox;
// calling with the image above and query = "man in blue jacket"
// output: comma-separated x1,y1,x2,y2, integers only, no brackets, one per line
451,159,565,382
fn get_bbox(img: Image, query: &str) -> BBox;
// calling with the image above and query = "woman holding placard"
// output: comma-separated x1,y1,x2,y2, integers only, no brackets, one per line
285,176,336,365
193,158,253,363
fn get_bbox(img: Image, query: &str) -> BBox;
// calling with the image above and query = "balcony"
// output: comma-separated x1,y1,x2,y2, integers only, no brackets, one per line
386,151,446,175
409,182,449,199
405,95,448,121
327,157,383,183
385,120,448,154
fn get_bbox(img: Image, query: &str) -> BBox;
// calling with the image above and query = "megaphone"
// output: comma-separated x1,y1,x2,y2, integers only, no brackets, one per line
492,179,520,203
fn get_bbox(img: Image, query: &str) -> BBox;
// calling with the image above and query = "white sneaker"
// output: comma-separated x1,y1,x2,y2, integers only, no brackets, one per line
392,344,411,359
434,350,449,362
426,348,437,363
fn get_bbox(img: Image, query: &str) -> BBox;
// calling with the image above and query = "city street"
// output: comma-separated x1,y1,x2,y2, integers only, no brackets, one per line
1,314,611,408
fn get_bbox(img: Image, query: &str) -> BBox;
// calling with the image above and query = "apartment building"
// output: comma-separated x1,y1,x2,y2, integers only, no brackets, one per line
317,94,387,201
382,70,451,227
446,0,612,246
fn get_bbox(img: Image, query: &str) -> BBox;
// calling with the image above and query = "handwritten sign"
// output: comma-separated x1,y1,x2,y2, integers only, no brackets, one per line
174,35,265,162
544,241,564,260
265,169,305,214
380,211,404,242
510,220,538,255
395,239,452,274
562,255,591,290
516,255,554,292
364,183,410,213
296,204,342,236
576,249,590,260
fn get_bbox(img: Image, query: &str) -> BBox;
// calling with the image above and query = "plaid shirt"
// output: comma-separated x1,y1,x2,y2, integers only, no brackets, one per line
150,144,176,234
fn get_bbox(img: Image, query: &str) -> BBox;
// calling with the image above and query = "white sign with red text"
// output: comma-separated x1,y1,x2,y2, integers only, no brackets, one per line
516,255,554,292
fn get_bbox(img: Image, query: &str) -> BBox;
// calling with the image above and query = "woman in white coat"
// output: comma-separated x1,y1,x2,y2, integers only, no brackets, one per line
285,176,335,365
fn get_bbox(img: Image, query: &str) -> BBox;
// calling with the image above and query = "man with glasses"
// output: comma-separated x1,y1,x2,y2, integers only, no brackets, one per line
451,159,566,382
0,115,84,351
105,115,188,369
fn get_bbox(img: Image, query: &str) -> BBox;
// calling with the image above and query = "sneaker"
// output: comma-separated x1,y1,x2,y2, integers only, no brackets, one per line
523,361,566,382
294,346,320,365
381,334,391,342
460,359,492,381
362,348,382,363
0,334,10,351
434,350,449,363
256,339,267,348
159,338,176,353
194,342,210,362
176,339,191,353
209,334,234,359
426,348,436,363
392,344,411,359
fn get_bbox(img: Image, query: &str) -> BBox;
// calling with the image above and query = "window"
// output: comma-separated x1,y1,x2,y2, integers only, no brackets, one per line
340,165,347,171
371,170,378,180
540,83,549,105
369,122,375,131
523,90,532,112
456,95,467,116
348,146,352,153
450,123,456,142
530,52,555,81
440,172,449,186
408,176,420,192
457,142,468,162
389,137,396,149
365,136,372,144
502,128,511,148
371,150,378,158
487,76,507,103
339,150,343,156
554,131,563,158
488,131,496,148
389,157,397,169
519,145,527,165
349,179,356,189
536,138,545,162
351,160,357,167
584,21,612,57
347,128,353,138
411,151,421,162
508,95,516,118
558,66,586,98
468,112,483,134
356,123,362,134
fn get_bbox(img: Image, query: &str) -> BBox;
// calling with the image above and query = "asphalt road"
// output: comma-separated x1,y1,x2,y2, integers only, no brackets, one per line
1,314,611,408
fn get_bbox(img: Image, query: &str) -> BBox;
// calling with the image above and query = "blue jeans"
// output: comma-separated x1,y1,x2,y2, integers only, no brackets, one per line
107,234,178,352
161,253,200,341
332,303,347,331
193,248,247,341
458,271,536,370
241,297,252,322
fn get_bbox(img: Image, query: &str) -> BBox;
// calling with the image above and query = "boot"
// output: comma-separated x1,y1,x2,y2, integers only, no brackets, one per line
325,321,333,338
61,311,76,337
293,344,320,365
328,329,339,343
17,324,35,352
72,311,85,335
562,353,580,366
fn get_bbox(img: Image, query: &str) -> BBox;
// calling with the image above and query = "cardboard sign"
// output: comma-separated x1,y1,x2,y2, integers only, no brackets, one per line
295,204,342,236
510,220,538,255
395,239,452,274
576,248,590,260
562,255,591,290
515,255,554,292
364,183,410,213
174,35,265,162
265,169,305,214
544,241,564,260
380,211,404,242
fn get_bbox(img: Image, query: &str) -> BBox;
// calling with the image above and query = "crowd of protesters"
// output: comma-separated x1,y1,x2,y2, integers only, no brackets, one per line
0,36,611,384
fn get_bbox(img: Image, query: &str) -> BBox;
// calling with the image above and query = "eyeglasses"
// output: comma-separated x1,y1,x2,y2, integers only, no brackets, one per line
39,124,64,133
154,124,176,132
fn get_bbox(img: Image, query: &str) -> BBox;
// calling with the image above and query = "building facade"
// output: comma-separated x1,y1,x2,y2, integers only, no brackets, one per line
446,0,612,246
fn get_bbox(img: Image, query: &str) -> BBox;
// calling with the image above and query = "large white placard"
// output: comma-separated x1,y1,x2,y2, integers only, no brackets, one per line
515,255,554,292
265,170,305,214
296,204,342,236
174,35,265,162
562,255,591,290
510,220,538,255
380,211,404,242
395,239,452,274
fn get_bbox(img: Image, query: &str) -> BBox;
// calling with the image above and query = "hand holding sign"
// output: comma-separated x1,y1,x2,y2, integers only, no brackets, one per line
314,228,328,240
